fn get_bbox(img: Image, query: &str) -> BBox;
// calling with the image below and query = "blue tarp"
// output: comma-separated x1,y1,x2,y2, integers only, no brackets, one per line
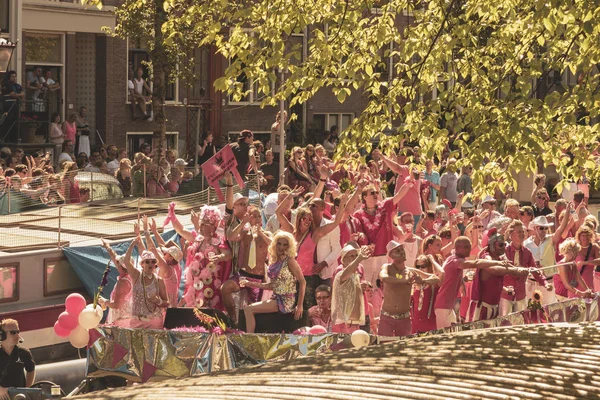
63,231,185,302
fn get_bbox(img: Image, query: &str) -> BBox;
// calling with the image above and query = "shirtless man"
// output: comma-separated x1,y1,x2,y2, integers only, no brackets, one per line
222,204,271,322
379,241,439,336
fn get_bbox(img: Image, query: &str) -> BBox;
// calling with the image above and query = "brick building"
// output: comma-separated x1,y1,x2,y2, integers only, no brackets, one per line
1,0,415,159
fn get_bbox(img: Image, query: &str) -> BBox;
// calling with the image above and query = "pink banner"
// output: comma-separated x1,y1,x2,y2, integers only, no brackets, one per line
201,144,245,201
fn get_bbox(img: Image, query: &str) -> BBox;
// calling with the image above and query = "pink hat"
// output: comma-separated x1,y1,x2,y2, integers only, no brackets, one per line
140,250,156,261
199,205,223,226
160,246,183,262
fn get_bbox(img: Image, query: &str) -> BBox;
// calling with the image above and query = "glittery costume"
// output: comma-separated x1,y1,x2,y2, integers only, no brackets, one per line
106,274,133,327
268,257,297,314
131,273,164,329
331,269,365,327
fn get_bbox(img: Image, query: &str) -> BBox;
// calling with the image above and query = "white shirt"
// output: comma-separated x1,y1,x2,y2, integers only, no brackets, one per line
316,217,342,280
107,159,119,175
523,235,554,267
58,152,73,168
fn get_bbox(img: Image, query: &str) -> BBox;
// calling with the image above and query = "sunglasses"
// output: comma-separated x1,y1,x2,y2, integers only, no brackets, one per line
536,196,545,200
143,259,157,264
473,225,484,229
496,242,506,248
415,264,427,269
537,226,548,230
368,190,377,196
8,330,19,335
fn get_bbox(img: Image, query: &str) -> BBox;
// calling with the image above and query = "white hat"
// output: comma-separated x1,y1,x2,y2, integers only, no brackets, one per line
160,246,183,262
386,240,403,257
482,195,496,204
341,244,359,260
174,158,188,167
530,215,554,227
233,192,249,205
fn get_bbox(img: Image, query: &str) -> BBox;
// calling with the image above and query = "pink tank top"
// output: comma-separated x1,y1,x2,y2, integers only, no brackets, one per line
162,261,181,308
107,275,133,327
64,121,76,143
296,231,316,276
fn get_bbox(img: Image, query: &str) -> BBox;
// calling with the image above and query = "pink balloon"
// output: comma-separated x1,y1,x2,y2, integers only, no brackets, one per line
57,311,78,331
54,321,71,338
308,325,327,334
65,294,86,315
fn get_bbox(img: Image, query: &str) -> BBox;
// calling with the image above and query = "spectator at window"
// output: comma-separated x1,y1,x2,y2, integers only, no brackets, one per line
39,69,60,112
1,71,25,143
197,132,216,165
131,67,151,120
260,149,279,193
27,66,44,111
323,131,336,157
62,112,77,144
140,142,152,158
76,106,91,157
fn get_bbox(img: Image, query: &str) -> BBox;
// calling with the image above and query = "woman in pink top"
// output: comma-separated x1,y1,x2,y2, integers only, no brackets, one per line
62,161,80,204
142,216,183,308
411,254,444,333
62,112,78,143
99,240,136,327
555,238,594,299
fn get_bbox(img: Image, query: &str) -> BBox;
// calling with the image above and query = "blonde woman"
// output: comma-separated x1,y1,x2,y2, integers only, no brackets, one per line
554,238,593,300
287,146,316,191
116,158,132,196
62,161,80,204
241,231,306,333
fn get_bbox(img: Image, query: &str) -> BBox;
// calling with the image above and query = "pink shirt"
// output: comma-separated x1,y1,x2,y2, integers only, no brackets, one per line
503,244,540,301
353,198,396,256
395,175,422,215
434,254,464,310
297,231,317,276
63,121,77,143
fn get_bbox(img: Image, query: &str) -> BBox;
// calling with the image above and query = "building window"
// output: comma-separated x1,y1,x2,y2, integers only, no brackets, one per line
0,263,19,304
127,38,178,103
313,113,354,135
0,0,9,34
126,131,179,159
24,33,62,64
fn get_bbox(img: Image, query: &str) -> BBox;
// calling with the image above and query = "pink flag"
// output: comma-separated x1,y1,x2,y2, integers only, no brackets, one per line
201,144,245,201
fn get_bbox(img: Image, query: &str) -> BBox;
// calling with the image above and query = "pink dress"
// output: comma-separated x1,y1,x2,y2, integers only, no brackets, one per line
575,252,594,292
412,285,438,333
106,275,133,327
63,121,77,143
181,234,230,309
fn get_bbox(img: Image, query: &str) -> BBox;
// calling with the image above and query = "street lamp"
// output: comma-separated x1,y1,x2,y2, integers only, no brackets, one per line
0,37,17,72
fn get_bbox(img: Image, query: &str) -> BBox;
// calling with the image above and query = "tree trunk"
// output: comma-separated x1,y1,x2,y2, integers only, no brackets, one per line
151,0,167,161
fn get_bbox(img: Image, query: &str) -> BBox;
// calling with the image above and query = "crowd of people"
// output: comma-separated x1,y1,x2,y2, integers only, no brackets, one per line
94,131,600,337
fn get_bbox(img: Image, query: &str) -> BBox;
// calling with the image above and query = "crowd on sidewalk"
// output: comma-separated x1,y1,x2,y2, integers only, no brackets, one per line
94,129,600,336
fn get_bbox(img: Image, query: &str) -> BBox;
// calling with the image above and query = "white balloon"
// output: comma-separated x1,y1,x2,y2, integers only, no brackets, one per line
78,304,104,329
351,329,370,348
69,325,90,349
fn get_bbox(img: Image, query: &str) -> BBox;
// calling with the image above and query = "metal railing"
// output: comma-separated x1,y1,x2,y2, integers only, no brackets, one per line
0,99,51,145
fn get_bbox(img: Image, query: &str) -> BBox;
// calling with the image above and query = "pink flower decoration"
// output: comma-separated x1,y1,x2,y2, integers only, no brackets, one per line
211,326,224,335
199,206,223,226
199,268,212,280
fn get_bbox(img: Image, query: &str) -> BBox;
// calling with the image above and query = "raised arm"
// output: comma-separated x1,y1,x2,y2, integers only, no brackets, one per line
380,153,404,175
227,213,251,242
149,218,166,247
393,177,413,205
274,194,295,233
340,246,371,282
553,203,572,245
312,192,349,243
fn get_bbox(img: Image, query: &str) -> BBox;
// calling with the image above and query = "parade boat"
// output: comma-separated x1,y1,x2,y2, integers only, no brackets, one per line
0,183,245,365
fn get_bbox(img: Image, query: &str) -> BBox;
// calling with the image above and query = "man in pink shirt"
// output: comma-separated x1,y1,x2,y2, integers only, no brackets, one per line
466,229,529,322
380,151,423,226
351,179,411,287
434,236,522,329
